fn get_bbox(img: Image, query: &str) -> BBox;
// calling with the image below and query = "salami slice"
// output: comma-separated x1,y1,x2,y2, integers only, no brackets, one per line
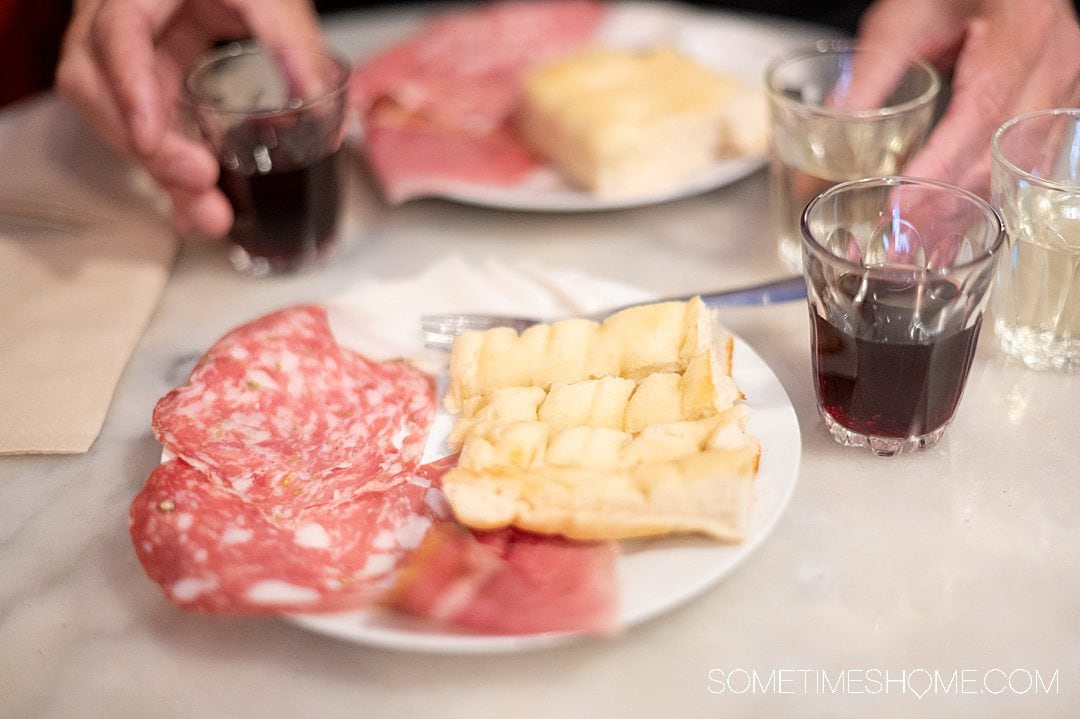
130,459,447,613
135,304,442,614
152,305,435,518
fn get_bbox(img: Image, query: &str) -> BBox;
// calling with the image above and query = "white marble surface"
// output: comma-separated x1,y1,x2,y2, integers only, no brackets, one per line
2,4,1078,717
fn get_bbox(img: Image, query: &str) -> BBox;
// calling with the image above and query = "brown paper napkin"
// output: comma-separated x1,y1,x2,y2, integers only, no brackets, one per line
0,198,177,454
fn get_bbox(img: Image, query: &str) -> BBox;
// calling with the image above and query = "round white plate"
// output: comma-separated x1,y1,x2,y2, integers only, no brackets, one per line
287,334,801,653
434,157,767,213
341,1,822,212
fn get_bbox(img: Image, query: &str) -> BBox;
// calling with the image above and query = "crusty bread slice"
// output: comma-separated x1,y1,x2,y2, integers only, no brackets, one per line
443,442,759,541
442,296,758,542
519,46,765,197
445,296,731,412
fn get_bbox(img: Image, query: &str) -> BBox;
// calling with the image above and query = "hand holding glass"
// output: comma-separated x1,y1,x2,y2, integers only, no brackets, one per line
184,42,350,276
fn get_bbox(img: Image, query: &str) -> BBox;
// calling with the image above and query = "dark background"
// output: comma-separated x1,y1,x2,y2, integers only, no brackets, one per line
4,0,1077,108
0,0,875,108
311,0,875,34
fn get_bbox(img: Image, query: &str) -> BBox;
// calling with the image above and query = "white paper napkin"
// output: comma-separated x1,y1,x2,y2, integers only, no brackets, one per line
0,198,177,454
0,96,180,455
326,255,654,372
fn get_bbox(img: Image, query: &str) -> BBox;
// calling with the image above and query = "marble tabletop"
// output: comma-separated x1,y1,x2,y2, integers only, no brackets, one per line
2,4,1078,718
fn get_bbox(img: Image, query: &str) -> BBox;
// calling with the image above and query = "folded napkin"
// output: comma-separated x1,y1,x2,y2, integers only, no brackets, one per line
0,198,177,454
0,95,179,455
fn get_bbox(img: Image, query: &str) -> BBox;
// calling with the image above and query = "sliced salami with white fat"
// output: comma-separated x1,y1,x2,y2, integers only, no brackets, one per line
134,305,441,613
130,459,447,613
152,305,435,518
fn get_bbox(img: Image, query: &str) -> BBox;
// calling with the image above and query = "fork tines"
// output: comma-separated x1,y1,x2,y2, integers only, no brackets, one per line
419,314,539,335
419,313,542,352
422,332,458,352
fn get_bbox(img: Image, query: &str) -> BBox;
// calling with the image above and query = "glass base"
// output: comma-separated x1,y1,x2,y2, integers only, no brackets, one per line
821,410,950,457
778,236,804,274
228,243,330,278
995,321,1080,373
229,245,276,277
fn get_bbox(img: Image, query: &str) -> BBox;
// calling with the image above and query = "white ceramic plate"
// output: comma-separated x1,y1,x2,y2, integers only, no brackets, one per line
346,1,817,212
433,157,767,213
287,334,801,653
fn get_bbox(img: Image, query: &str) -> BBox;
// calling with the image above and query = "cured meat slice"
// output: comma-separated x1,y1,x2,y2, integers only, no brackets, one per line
152,305,435,517
135,304,444,614
361,104,541,204
130,459,447,614
351,0,607,201
389,523,619,635
353,0,607,131
135,304,621,631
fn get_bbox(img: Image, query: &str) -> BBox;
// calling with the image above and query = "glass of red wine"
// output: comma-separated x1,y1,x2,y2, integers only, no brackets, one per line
801,177,1005,456
184,41,350,277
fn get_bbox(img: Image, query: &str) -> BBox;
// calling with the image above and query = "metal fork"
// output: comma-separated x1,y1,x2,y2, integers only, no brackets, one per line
421,275,807,350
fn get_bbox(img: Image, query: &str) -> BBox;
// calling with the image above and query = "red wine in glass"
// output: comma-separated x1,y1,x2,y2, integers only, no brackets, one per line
218,118,343,274
811,274,982,439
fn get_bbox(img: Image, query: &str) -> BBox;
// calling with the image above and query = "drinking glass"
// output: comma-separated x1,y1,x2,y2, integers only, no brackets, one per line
766,40,940,272
801,177,1005,456
991,108,1080,372
184,41,350,276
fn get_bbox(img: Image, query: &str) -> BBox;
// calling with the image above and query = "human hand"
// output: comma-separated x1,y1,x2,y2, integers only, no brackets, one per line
855,0,1080,198
56,0,326,237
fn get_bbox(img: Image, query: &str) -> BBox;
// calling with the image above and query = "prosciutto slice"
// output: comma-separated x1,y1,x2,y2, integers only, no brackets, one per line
389,523,619,635
361,103,541,203
351,0,607,202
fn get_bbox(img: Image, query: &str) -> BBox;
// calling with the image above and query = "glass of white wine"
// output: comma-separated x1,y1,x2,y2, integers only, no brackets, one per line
991,108,1080,372
765,40,940,273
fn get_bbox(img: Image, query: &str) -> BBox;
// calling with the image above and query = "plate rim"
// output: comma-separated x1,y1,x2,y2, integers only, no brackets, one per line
430,156,767,213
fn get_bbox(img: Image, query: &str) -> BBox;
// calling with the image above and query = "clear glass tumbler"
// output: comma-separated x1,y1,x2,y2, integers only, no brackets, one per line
766,41,940,273
991,108,1080,372
184,41,350,277
801,177,1005,456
